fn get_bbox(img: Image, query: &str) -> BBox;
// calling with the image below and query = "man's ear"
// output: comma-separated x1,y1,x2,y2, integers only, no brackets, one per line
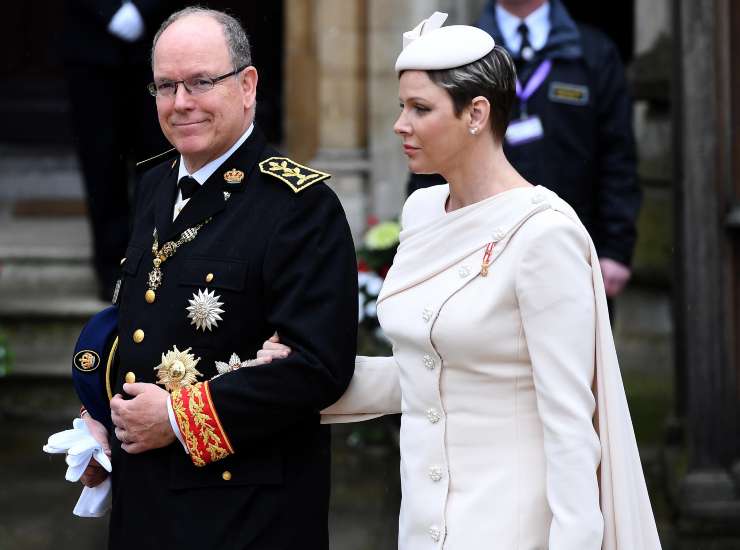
241,66,259,109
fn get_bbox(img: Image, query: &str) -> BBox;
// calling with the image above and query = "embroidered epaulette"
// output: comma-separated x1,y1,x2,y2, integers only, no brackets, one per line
259,157,331,193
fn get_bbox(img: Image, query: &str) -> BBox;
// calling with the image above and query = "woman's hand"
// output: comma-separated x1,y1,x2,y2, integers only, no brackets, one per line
256,333,292,363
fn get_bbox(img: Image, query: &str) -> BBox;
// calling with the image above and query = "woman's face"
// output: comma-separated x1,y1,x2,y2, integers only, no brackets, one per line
394,70,469,175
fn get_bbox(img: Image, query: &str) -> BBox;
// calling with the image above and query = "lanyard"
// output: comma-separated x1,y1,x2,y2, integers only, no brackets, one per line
515,59,552,117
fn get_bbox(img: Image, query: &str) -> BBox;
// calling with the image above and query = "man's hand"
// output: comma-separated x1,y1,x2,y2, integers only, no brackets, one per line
110,383,175,454
599,257,631,298
80,414,111,488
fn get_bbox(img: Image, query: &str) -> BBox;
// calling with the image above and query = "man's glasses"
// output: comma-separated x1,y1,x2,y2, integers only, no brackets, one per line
147,65,248,98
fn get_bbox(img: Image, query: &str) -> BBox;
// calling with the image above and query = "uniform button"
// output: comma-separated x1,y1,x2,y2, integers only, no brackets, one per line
429,525,442,542
426,408,441,423
429,466,443,482
422,307,433,322
124,372,136,384
222,470,232,481
423,355,435,370
205,273,214,283
458,265,471,278
133,329,145,343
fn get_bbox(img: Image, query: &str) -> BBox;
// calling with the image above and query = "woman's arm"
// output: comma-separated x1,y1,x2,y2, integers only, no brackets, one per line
516,211,603,550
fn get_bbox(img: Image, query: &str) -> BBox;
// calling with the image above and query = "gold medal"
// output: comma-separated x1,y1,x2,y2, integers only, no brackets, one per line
145,289,156,303
154,346,202,392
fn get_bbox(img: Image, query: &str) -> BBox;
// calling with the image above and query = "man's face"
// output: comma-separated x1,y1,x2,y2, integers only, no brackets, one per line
152,15,257,171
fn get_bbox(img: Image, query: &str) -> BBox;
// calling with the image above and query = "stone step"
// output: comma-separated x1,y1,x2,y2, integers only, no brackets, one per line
0,146,83,200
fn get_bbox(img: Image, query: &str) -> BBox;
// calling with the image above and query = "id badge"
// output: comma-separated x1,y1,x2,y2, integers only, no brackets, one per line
505,115,544,146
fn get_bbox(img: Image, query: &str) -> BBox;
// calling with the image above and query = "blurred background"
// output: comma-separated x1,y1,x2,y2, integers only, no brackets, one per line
1,1,739,549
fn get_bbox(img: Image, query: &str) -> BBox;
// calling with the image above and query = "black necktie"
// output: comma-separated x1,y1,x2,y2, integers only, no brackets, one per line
516,22,534,70
178,175,200,200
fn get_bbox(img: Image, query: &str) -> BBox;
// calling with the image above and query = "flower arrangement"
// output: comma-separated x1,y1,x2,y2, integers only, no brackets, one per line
356,218,401,354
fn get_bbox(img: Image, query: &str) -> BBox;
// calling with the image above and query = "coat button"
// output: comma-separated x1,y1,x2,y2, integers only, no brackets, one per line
492,227,506,241
426,408,441,423
458,265,471,278
124,372,136,384
429,525,442,542
133,329,145,343
422,307,433,322
206,273,214,283
222,470,232,481
429,466,443,482
423,355,435,370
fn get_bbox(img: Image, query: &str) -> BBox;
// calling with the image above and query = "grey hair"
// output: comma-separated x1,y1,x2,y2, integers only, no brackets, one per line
425,45,516,142
151,7,252,69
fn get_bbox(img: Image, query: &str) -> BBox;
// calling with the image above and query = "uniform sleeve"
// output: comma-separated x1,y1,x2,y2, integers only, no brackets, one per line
593,36,641,266
321,355,402,423
171,184,358,466
515,212,604,549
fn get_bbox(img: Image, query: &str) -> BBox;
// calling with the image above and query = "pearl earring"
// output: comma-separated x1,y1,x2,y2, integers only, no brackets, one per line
469,127,479,135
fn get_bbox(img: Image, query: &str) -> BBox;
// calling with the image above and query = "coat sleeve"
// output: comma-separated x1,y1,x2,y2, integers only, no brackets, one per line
515,211,604,549
591,32,641,266
321,355,402,423
171,184,359,466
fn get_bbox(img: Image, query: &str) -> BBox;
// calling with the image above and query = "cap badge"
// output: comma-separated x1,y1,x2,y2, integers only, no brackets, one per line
74,350,101,372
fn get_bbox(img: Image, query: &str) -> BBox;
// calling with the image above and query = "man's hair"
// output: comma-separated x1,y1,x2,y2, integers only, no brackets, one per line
151,7,252,69
425,45,516,142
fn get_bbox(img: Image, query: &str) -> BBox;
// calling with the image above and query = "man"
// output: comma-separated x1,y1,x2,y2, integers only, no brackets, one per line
79,7,358,549
62,0,183,300
477,0,640,299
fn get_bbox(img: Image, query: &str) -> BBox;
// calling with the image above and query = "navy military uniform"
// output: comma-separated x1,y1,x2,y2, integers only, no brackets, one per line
477,0,640,266
106,127,358,549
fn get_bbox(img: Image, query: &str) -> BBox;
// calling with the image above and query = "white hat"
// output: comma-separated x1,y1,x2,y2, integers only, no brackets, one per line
395,12,496,72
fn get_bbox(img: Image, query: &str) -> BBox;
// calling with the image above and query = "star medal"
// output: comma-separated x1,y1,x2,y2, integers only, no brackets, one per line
155,346,203,391
186,289,225,331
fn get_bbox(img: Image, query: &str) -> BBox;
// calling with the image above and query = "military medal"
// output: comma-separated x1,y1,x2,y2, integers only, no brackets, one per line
186,289,225,331
146,222,211,303
214,353,257,377
155,346,202,392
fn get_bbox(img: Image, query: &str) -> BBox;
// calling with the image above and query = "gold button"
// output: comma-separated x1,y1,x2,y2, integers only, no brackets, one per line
145,289,156,304
222,471,232,481
125,372,136,384
205,273,214,283
120,257,126,265
133,329,145,343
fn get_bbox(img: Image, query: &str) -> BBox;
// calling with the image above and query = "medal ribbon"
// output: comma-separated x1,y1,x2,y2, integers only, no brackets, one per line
515,59,552,117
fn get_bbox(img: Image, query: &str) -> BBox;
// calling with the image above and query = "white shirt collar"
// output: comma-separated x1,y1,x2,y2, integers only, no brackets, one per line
177,122,254,185
495,1,551,54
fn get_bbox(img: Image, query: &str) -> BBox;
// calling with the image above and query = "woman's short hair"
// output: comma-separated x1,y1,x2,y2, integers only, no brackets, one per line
426,45,516,142
151,7,251,69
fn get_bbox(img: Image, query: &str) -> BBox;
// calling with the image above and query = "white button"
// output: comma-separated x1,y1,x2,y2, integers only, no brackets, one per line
492,227,506,241
426,408,441,423
531,192,545,204
423,355,435,370
429,525,442,542
429,466,443,482
422,307,433,322
458,265,471,278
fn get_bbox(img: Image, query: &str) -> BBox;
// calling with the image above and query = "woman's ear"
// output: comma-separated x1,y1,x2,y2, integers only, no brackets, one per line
468,96,491,134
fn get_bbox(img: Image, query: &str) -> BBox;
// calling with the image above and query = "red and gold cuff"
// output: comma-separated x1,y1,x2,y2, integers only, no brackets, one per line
171,382,234,467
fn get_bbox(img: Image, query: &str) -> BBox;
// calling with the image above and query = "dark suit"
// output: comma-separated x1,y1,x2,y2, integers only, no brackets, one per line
62,0,182,298
108,127,358,549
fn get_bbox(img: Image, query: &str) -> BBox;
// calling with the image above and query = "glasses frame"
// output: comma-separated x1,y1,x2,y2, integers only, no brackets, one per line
148,64,249,98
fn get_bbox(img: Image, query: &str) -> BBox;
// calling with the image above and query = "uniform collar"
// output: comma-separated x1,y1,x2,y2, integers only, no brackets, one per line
177,122,255,185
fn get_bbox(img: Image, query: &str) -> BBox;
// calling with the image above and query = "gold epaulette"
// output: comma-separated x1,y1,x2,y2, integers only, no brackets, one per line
258,157,331,193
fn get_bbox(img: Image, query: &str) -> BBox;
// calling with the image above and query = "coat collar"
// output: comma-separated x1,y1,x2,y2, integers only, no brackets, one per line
154,127,269,244
378,185,555,304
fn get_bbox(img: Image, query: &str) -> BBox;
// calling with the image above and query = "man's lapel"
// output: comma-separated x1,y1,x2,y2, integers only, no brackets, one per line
153,159,179,241
159,127,268,243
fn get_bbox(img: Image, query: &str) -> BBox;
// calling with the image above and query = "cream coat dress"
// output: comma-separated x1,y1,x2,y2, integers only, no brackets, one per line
323,185,661,550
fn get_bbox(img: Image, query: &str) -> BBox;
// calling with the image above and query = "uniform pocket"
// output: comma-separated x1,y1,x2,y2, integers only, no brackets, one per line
178,257,248,291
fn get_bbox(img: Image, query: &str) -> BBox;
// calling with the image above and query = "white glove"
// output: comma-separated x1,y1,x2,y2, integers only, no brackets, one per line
107,1,145,43
43,418,112,517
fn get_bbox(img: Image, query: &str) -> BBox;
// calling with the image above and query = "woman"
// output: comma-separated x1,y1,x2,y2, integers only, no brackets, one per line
262,12,660,550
